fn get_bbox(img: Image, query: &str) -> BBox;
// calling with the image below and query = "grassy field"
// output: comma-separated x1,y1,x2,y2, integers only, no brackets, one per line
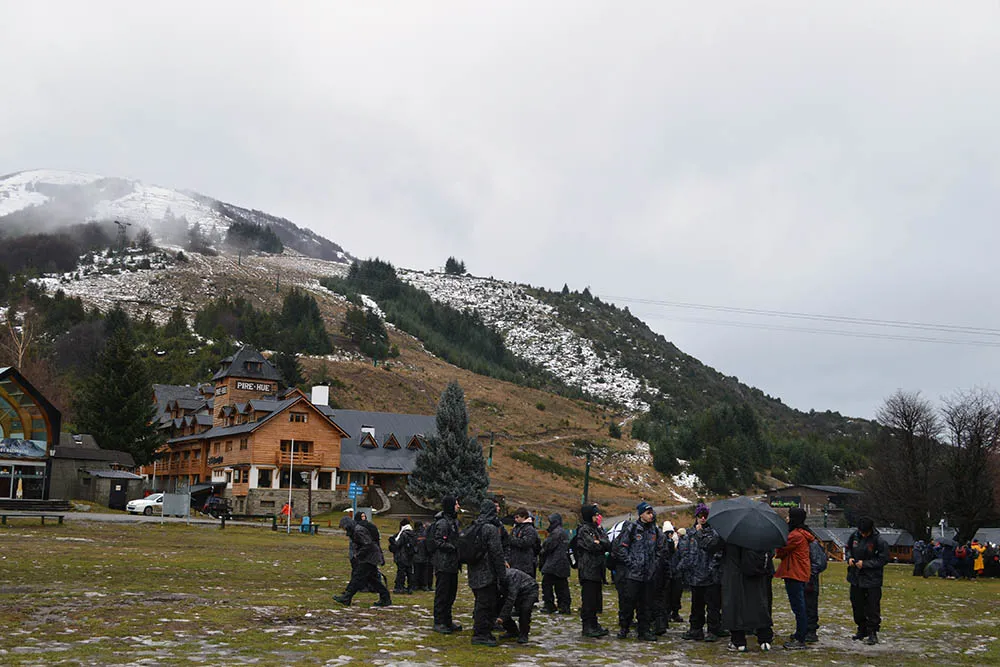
1,518,997,666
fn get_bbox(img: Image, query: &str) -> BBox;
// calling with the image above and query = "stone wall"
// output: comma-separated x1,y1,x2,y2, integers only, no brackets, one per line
232,487,349,517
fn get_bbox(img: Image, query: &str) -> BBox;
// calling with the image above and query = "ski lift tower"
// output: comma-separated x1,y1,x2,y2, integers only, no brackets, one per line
114,220,132,252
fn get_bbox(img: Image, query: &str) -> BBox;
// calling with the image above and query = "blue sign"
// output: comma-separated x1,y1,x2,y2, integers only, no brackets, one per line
348,482,362,499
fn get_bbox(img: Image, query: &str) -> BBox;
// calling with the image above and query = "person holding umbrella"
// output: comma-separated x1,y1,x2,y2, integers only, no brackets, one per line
680,503,724,642
774,508,814,650
707,496,789,653
846,516,889,645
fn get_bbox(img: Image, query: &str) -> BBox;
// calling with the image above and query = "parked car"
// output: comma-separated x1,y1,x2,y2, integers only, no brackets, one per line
202,495,232,520
126,493,164,515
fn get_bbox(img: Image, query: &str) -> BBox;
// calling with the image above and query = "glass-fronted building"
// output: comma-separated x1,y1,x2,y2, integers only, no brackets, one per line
0,367,62,500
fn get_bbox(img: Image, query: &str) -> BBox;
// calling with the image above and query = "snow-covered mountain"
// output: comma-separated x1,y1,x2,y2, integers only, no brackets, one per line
0,169,353,262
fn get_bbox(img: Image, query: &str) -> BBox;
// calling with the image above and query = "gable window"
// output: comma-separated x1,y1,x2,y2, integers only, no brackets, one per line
289,412,307,423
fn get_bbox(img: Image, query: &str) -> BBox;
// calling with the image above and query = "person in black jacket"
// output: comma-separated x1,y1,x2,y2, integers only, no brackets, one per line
611,501,665,641
721,542,774,652
652,520,676,635
389,518,416,594
680,503,724,641
507,508,541,578
538,513,572,614
576,503,611,638
427,496,462,634
334,517,391,607
846,516,889,645
412,520,432,591
468,497,508,647
497,565,540,644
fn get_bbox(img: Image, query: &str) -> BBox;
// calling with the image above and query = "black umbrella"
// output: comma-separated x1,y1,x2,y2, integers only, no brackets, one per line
935,537,958,547
709,496,789,551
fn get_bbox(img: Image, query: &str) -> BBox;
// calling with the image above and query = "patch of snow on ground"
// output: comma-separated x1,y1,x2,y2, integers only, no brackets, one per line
672,470,701,490
398,269,653,410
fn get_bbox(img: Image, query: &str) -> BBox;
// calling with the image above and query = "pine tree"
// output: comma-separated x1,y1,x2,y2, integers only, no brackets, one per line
271,350,304,388
75,315,161,465
409,381,489,505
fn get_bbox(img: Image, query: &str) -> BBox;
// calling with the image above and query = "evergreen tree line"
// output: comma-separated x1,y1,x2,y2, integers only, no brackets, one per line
858,389,1000,542
193,289,332,357
340,300,395,360
634,400,872,494
0,222,117,274
224,220,284,254
321,259,587,397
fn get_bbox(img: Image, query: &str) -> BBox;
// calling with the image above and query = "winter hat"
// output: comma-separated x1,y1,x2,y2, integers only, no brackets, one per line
788,507,807,529
442,495,457,516
637,501,654,515
581,504,599,524
858,516,875,534
662,520,675,533
676,527,687,537
695,503,710,518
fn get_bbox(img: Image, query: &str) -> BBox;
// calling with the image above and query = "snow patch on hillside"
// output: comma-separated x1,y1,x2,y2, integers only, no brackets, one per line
398,270,653,410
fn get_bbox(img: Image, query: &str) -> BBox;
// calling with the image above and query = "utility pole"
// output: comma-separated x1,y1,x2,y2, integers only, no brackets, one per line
487,431,495,467
114,220,132,253
581,452,592,506
286,439,294,534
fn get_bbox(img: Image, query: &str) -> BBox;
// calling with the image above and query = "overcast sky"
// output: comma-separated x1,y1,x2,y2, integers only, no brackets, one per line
2,2,999,419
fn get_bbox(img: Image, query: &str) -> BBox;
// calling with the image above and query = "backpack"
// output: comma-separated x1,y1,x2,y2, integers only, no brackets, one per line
739,548,770,577
387,535,397,553
809,539,828,575
456,523,489,565
956,546,968,559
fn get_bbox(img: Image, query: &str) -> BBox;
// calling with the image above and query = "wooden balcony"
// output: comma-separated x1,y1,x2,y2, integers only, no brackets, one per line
276,451,324,468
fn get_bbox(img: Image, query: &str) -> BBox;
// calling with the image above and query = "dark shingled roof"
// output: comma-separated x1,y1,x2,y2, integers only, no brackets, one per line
53,446,135,466
770,484,862,496
316,407,435,473
211,345,282,382
153,384,203,421
85,469,143,480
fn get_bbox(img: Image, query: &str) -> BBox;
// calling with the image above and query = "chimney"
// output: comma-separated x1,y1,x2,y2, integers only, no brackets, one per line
311,385,330,407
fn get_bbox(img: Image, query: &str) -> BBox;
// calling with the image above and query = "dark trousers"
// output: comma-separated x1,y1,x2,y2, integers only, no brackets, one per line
541,574,571,612
472,584,499,639
850,585,882,634
433,571,458,627
652,570,670,632
785,579,808,642
805,576,820,631
580,579,603,629
413,562,430,589
670,576,683,614
344,562,390,602
912,562,926,577
501,596,535,639
689,583,722,636
393,563,413,592
618,578,655,635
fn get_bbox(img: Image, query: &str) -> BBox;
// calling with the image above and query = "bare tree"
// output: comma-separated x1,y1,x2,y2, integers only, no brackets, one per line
1,307,36,368
860,390,942,540
940,388,1000,541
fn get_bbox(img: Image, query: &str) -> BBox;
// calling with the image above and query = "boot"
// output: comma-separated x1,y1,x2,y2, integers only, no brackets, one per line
432,624,453,634
584,624,610,638
670,612,684,623
804,630,818,643
540,604,558,614
851,629,867,641
864,631,879,645
333,593,352,606
371,598,391,607
616,626,630,639
681,629,704,641
471,634,498,647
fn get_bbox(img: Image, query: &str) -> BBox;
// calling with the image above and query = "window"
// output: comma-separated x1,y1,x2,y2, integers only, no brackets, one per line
241,469,250,483
260,500,275,509
289,412,307,423
239,438,248,450
193,450,200,460
225,440,233,452
318,471,332,489
257,469,272,488
280,440,312,454
213,443,220,454
182,451,190,460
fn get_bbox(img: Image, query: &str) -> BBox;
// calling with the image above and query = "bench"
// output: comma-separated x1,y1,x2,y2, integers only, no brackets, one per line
0,513,66,525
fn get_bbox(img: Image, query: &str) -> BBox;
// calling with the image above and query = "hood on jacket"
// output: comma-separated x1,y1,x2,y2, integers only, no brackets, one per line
442,495,457,518
396,523,413,539
547,513,563,530
339,516,355,534
478,498,498,523
581,504,599,524
788,507,807,530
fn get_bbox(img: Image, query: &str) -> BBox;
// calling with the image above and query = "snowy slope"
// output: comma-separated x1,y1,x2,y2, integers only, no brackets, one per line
0,169,353,262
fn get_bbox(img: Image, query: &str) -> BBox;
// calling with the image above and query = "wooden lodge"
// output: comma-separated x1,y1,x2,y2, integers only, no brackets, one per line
146,346,436,516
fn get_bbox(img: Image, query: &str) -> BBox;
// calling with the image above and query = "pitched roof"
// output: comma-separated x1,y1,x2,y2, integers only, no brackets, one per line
316,407,436,474
53,446,135,466
211,345,282,382
152,383,203,420
770,484,862,496
973,528,1000,545
85,469,143,480
167,395,347,446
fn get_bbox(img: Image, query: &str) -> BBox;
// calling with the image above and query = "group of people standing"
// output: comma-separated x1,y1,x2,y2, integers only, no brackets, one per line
912,537,998,579
332,496,891,653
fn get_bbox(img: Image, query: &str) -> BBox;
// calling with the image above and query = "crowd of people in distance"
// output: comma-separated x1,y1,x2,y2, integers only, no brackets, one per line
331,497,894,652
912,537,1000,580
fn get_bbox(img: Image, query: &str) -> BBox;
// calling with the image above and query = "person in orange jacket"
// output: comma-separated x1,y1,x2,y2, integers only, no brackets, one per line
971,539,986,577
775,508,815,650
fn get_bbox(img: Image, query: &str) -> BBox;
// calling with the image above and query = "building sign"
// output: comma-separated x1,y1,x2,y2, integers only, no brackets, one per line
769,496,801,508
0,438,47,458
236,381,274,393
215,386,228,396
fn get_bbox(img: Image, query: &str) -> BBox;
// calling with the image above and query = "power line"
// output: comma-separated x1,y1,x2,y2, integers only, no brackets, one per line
629,313,1000,348
600,295,1000,337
